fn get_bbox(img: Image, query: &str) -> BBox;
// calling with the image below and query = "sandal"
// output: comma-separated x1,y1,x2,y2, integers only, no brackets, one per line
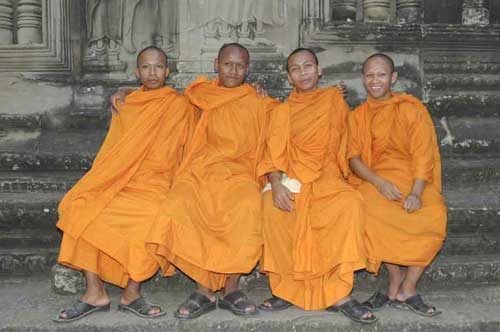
53,300,110,323
392,294,442,317
218,290,258,316
327,299,378,325
174,291,216,320
362,292,392,311
117,297,166,319
258,296,293,311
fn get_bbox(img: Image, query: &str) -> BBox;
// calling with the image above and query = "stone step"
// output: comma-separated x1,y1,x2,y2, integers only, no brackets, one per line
0,248,58,276
0,229,61,249
0,171,83,193
0,157,495,193
0,110,110,131
0,183,498,232
1,275,499,332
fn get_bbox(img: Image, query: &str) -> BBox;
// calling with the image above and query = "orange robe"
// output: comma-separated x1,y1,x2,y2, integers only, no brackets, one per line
348,93,447,273
146,77,278,290
258,88,366,310
57,87,196,287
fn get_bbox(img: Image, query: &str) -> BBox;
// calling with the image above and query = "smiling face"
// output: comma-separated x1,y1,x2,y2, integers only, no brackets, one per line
215,45,249,88
362,56,398,100
287,50,321,93
135,49,169,90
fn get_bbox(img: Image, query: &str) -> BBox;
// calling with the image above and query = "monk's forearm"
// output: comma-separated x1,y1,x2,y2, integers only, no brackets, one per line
349,156,384,187
409,178,425,197
267,171,282,186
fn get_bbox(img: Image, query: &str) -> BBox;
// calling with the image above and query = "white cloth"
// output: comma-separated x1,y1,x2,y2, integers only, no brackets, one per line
262,174,301,193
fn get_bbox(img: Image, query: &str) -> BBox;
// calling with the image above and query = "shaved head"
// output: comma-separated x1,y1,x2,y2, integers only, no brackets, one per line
362,53,395,74
217,43,250,64
286,47,318,72
136,46,168,67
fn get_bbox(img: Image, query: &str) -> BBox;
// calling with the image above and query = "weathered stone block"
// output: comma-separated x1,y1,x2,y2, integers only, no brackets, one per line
51,264,84,295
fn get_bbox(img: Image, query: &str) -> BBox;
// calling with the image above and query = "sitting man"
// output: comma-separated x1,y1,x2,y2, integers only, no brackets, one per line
348,53,447,317
55,46,196,322
145,43,279,319
257,48,376,325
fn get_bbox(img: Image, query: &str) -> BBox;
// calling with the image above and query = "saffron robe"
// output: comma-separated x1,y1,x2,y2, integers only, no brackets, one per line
258,88,367,310
146,77,278,290
348,93,447,272
57,87,196,287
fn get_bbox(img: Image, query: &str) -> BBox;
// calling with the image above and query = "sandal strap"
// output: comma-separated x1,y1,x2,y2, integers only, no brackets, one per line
339,299,371,317
127,297,160,315
222,290,248,304
61,300,95,319
179,291,212,313
405,295,435,312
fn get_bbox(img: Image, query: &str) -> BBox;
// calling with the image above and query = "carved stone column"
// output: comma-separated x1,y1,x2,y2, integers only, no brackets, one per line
462,0,490,26
330,0,357,21
396,0,422,23
363,0,391,22
302,0,325,34
0,0,14,44
17,0,43,44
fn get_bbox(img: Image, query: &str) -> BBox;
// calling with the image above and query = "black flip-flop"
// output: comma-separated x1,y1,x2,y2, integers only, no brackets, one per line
218,290,258,316
327,299,378,325
53,300,110,323
362,292,392,311
392,294,442,317
258,296,293,311
174,291,216,320
118,297,166,319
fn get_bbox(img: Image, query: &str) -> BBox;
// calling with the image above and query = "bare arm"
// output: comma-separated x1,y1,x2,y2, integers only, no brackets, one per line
349,156,402,201
267,171,295,212
110,87,135,113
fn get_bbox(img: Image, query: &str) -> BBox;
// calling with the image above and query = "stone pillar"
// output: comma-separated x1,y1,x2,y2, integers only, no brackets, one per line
17,0,43,44
396,0,422,23
462,0,490,26
0,0,14,44
302,0,325,33
363,0,391,22
330,0,357,21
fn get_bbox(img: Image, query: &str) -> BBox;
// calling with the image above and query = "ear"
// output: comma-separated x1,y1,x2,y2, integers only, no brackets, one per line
135,68,140,80
318,66,323,78
165,66,170,79
391,71,398,85
287,72,293,86
214,58,219,72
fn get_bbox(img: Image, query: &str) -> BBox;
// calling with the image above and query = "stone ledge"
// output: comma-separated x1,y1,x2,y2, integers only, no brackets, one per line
1,276,499,332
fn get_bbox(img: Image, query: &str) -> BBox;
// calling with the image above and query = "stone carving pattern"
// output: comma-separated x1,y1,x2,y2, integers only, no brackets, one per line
0,0,14,44
330,0,357,21
462,0,490,26
396,0,422,24
17,0,43,44
363,0,391,22
188,0,285,47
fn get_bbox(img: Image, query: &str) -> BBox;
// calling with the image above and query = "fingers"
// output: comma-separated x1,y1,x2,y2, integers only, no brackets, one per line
110,96,120,113
273,191,294,212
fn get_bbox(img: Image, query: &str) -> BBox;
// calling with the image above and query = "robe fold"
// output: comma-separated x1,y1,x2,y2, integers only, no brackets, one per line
57,87,196,287
348,93,447,272
146,76,278,290
258,88,366,310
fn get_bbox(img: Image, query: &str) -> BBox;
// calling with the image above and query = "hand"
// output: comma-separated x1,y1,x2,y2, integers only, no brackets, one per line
251,82,268,98
403,194,421,212
337,80,348,98
375,178,402,201
272,182,295,212
110,88,129,113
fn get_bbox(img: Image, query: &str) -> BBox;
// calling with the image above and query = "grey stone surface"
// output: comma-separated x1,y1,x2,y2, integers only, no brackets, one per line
1,276,500,332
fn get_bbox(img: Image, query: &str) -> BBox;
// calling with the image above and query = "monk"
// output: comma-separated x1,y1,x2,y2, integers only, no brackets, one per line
54,46,196,322
257,48,376,324
145,43,279,319
348,53,447,317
